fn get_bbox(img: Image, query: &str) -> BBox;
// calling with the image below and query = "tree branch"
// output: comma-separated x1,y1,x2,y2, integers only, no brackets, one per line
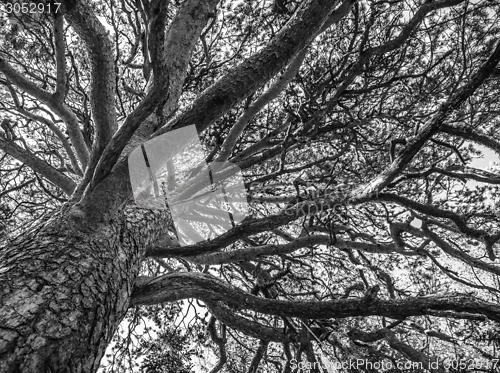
63,0,119,176
207,301,294,343
207,315,227,373
74,0,353,227
389,222,500,275
131,272,500,323
349,328,445,373
247,340,269,373
377,193,492,241
216,48,308,162
389,165,500,187
146,234,406,263
88,0,219,187
0,135,76,195
52,13,67,102
352,37,500,198
440,124,500,155
155,0,351,136
4,81,82,175
0,58,90,168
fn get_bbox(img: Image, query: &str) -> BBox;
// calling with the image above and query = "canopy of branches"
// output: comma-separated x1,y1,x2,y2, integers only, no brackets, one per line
1,0,500,371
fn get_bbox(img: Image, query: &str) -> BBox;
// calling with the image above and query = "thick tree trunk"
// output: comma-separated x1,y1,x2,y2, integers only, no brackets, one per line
0,207,164,372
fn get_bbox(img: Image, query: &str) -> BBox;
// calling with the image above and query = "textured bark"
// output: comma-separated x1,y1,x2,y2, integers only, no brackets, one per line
131,272,500,322
160,0,343,137
89,0,220,186
207,301,294,342
2,0,499,370
147,235,403,263
64,0,118,165
0,207,169,373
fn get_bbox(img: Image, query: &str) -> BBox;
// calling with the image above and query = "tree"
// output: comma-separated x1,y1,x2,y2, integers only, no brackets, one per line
1,0,500,371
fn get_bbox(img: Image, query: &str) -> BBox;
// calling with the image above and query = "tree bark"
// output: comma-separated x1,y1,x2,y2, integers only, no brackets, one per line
0,207,167,373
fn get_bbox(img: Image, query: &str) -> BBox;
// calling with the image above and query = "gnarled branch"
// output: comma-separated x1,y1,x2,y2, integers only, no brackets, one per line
131,272,500,323
0,134,76,195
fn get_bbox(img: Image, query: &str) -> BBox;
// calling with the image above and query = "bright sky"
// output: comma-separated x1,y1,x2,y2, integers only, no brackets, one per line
469,146,499,170
466,145,499,189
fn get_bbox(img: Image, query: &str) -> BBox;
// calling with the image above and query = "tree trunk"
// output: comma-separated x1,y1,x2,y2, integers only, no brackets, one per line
0,207,162,372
